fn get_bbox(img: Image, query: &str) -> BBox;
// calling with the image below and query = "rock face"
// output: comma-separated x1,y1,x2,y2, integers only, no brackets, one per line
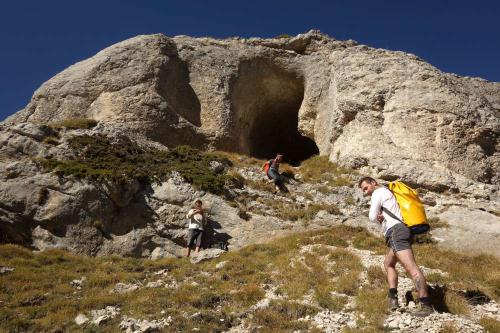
5,30,499,187
0,30,499,258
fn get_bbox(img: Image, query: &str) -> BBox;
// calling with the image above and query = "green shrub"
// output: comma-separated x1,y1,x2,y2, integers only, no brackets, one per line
38,135,229,194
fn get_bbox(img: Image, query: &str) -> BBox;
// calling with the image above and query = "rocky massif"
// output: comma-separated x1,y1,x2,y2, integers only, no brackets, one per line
0,30,498,258
0,30,499,333
5,30,499,186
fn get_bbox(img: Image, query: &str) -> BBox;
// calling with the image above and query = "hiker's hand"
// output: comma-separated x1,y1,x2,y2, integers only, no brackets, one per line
376,213,384,223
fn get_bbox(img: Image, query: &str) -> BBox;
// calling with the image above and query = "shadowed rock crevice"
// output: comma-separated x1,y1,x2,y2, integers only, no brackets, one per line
158,57,201,127
152,54,208,148
230,58,319,165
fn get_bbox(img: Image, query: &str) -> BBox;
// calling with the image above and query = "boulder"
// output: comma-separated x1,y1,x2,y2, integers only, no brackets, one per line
190,248,226,264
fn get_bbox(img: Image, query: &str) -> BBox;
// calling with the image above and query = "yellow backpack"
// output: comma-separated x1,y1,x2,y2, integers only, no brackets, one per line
387,181,430,234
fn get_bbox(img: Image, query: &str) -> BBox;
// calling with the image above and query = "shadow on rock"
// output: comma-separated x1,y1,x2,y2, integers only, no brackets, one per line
202,217,232,250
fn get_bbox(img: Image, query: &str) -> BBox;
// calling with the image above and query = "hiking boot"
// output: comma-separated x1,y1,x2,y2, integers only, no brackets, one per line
388,297,400,311
412,303,434,317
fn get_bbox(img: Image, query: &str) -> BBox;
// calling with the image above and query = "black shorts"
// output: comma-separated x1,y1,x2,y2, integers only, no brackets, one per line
187,229,203,247
385,223,414,252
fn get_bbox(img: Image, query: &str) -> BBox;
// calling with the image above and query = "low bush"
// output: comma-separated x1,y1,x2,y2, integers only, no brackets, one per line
38,135,229,194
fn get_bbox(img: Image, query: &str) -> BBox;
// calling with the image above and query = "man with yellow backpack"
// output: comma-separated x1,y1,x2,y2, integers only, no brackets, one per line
358,177,434,317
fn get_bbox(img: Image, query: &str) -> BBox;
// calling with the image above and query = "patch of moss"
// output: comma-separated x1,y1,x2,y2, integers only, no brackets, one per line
38,135,229,194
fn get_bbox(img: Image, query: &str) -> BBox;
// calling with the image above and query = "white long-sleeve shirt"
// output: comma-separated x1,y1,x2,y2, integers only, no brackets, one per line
186,209,206,230
369,187,403,236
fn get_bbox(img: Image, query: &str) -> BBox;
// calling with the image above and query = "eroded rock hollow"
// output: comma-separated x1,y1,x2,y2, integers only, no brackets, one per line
230,58,318,165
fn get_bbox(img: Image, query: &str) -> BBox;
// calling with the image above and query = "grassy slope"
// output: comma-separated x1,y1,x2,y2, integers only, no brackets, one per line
2,128,498,332
1,226,498,332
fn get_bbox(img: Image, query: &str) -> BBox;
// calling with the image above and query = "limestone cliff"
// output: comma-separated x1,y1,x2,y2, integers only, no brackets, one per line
5,30,499,188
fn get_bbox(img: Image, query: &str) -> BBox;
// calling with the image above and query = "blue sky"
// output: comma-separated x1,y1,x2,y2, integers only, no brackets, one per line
1,0,499,121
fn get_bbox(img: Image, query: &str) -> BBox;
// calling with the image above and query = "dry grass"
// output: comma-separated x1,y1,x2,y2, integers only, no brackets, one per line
354,287,387,330
48,118,98,130
246,179,276,193
351,230,387,255
413,244,500,301
1,225,499,331
444,291,470,315
315,287,348,311
367,266,386,288
250,299,319,331
212,151,265,168
439,323,458,333
253,198,341,222
479,316,500,333
298,155,355,186
345,195,357,206
42,136,59,145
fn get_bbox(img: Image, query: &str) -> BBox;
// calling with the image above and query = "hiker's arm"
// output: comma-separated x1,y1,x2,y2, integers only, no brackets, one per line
369,193,382,224
186,210,195,218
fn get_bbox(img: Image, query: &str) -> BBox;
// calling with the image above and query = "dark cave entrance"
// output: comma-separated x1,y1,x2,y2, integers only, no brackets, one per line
230,59,319,166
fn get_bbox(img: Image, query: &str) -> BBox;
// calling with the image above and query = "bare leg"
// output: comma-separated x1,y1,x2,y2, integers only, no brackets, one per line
186,247,191,257
384,248,398,289
395,249,429,298
195,246,200,253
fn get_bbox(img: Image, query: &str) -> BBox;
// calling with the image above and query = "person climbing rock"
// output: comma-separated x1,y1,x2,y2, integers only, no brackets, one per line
358,177,434,317
263,154,289,193
185,199,207,257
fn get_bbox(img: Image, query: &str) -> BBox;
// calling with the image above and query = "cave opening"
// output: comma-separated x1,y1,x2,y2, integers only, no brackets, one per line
230,59,319,166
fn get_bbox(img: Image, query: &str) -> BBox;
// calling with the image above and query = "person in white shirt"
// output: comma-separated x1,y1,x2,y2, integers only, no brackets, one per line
359,177,433,317
185,199,207,257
